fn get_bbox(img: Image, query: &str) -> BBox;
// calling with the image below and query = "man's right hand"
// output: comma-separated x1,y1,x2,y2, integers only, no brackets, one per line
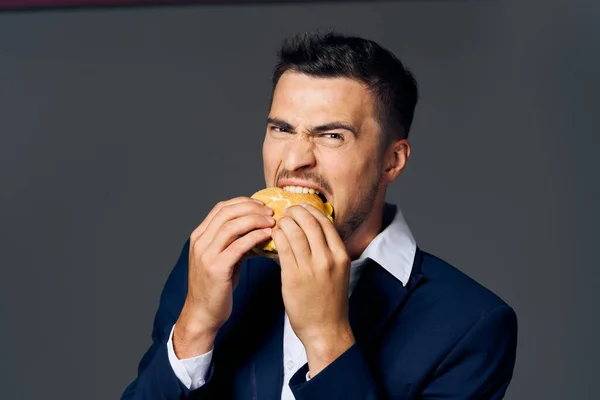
173,197,275,359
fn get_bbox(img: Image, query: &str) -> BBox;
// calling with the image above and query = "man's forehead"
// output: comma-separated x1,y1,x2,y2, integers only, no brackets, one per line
270,72,374,123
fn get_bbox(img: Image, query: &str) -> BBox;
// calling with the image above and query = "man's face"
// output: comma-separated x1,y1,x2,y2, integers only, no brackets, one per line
262,71,385,242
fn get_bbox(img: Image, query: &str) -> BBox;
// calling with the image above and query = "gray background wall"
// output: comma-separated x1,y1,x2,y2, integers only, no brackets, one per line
0,1,597,399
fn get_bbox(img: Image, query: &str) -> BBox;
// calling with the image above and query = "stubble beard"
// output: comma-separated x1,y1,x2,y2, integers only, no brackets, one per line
336,174,381,243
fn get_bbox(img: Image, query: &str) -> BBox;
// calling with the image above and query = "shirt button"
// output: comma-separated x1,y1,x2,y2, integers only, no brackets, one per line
286,360,295,371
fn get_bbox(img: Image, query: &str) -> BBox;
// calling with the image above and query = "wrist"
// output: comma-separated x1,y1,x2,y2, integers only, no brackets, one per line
303,325,355,377
173,310,218,359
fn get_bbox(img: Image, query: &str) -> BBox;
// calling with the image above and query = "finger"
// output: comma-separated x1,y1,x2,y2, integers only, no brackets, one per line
300,203,345,250
284,205,329,256
220,228,273,267
271,226,298,271
209,214,275,253
277,215,312,267
237,249,255,265
232,262,243,290
191,197,264,244
197,200,272,248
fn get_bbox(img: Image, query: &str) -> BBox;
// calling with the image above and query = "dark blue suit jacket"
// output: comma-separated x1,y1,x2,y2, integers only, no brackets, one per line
121,239,517,399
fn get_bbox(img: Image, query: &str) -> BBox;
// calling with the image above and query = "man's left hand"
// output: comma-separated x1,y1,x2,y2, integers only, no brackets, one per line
271,203,355,377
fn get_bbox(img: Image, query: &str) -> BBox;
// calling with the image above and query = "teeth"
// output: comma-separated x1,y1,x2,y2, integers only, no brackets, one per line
282,185,320,195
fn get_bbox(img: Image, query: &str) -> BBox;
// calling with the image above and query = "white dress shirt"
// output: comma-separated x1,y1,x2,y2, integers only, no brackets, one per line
166,203,417,399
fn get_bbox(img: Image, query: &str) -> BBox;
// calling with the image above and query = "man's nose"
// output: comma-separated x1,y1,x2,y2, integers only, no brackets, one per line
282,135,317,172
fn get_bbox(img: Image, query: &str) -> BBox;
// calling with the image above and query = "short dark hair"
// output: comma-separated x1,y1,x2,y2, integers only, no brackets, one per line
271,31,419,147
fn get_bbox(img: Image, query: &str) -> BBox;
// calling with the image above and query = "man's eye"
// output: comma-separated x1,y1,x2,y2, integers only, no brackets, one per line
272,127,289,133
323,133,344,140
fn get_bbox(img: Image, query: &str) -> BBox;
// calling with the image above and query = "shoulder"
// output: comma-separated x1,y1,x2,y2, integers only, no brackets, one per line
405,249,517,337
419,250,511,307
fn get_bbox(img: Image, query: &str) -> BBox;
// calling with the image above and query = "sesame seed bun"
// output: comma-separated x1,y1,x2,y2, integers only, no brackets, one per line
250,187,334,258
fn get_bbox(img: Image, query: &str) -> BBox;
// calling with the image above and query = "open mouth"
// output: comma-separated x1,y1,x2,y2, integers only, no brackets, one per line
282,185,328,204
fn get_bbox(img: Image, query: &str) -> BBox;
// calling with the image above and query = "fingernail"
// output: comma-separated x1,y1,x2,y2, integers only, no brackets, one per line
262,228,272,234
253,199,264,204
265,216,275,224
299,202,307,208
264,206,274,214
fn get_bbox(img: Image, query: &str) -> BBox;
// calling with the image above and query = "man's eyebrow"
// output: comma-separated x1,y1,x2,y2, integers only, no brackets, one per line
311,122,358,136
266,117,295,131
266,118,358,136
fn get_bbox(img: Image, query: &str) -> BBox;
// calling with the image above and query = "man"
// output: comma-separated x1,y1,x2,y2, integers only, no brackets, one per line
121,31,517,400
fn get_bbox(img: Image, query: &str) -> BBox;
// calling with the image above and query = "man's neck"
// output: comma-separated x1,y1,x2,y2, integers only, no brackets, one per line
345,203,385,261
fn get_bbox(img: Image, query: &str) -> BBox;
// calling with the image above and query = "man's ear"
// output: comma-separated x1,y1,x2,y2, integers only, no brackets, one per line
382,139,410,184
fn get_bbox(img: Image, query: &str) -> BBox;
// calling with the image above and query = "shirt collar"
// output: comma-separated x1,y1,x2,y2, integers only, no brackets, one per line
350,203,417,287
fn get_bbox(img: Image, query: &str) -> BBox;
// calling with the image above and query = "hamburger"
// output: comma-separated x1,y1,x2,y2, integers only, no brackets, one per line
250,187,334,258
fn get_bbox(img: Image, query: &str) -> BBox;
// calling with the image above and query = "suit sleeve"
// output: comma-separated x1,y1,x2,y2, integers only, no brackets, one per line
289,343,381,400
120,239,216,400
288,304,518,400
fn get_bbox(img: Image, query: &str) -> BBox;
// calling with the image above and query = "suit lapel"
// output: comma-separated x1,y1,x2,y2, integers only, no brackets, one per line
349,248,423,350
247,258,284,400
252,312,284,400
